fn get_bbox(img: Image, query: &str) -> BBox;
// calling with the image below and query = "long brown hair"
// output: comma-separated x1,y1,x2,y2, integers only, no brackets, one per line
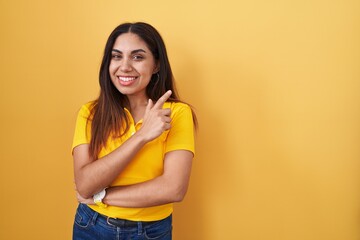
88,22,197,159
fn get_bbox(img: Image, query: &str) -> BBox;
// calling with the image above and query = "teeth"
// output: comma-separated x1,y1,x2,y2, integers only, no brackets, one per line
118,76,136,82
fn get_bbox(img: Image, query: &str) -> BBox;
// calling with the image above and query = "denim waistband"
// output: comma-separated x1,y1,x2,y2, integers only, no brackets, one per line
80,204,163,229
105,214,157,228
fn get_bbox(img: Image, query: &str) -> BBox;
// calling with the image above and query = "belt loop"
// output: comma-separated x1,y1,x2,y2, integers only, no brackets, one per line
91,211,99,226
137,221,143,235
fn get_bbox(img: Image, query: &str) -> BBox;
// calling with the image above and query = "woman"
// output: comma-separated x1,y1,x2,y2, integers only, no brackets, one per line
72,22,196,240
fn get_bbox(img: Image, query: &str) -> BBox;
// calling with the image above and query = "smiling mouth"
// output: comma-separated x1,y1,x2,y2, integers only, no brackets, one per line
118,76,138,82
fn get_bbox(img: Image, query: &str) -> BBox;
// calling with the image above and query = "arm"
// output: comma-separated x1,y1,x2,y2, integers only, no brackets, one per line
73,134,146,199
74,91,173,199
103,150,193,208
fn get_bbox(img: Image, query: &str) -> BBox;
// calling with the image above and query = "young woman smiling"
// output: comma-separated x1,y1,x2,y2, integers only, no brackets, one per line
72,22,197,240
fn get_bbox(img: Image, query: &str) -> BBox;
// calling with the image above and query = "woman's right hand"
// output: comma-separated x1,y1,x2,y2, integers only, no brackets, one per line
136,90,172,142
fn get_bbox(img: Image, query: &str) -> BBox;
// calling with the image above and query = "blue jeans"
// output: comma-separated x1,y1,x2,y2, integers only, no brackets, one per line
73,204,172,240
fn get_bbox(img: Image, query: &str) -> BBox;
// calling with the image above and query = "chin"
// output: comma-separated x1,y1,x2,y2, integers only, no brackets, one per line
118,89,140,96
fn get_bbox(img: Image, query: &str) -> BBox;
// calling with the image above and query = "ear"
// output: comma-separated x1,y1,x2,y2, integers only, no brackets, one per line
153,61,160,74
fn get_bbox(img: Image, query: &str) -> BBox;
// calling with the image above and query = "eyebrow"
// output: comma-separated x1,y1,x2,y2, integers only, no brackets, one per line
112,49,147,54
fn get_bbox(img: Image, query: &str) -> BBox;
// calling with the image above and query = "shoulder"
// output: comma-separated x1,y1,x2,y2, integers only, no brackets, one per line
166,101,192,112
77,101,96,119
165,102,193,120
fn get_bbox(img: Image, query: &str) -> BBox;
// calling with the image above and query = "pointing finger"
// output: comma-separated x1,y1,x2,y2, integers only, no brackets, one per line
145,99,154,116
154,90,172,109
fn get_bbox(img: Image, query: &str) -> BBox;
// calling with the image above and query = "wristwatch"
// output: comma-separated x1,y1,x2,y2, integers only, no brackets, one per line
93,189,107,208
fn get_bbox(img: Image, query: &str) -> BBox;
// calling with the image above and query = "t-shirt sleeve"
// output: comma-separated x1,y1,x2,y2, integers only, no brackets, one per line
72,104,92,153
164,103,195,155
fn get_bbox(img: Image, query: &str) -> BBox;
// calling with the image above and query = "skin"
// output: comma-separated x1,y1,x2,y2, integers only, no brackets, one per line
109,33,158,115
73,33,193,208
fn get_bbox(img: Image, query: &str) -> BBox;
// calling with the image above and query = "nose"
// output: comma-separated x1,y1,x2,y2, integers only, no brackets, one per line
120,58,132,72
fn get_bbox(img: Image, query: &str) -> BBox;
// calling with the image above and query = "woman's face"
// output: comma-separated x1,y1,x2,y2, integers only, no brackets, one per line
109,33,158,99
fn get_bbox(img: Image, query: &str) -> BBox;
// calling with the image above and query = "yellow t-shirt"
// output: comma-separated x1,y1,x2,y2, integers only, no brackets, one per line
72,101,195,221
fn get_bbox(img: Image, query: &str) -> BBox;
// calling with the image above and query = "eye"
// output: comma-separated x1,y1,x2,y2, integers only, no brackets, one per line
111,54,121,60
133,55,144,61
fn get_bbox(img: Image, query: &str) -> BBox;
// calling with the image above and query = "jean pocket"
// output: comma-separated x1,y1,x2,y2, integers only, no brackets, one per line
144,218,172,240
144,228,171,240
74,204,93,228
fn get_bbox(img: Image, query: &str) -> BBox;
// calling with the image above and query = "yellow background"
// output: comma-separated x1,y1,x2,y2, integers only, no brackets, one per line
0,0,359,239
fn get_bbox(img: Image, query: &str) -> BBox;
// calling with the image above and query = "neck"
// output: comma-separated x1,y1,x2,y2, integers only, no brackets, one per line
126,93,148,111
